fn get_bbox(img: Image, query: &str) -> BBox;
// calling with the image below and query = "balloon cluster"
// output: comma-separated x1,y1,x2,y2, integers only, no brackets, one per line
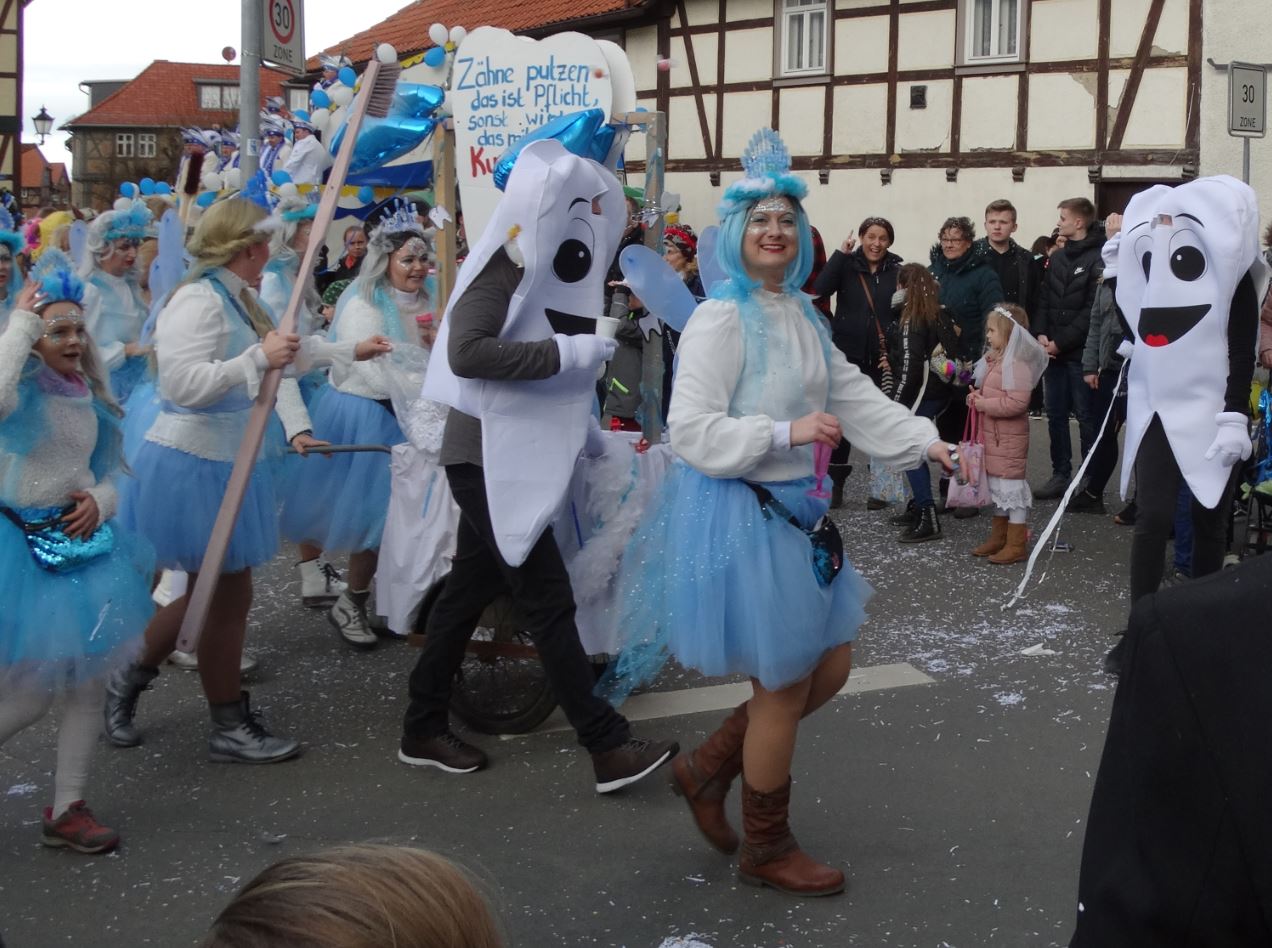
307,64,358,136
424,22,468,69
120,179,173,199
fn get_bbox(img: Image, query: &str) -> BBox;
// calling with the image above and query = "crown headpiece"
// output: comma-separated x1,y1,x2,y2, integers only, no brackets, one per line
30,248,85,308
718,127,807,217
369,198,424,245
99,198,154,242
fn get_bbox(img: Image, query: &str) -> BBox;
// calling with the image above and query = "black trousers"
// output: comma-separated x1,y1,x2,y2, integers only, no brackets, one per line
1129,417,1238,603
403,463,631,753
1082,367,1126,496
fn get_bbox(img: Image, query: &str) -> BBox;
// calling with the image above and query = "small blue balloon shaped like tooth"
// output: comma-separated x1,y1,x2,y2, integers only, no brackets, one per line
392,83,445,119
492,109,607,192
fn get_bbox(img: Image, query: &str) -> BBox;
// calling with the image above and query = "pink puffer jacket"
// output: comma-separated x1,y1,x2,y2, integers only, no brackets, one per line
972,355,1031,480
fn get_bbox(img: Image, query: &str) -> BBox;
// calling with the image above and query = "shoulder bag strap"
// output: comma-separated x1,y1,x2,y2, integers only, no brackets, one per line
744,482,803,531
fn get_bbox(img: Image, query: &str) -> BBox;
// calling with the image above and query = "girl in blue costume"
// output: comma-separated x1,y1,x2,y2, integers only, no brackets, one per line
260,180,349,610
604,129,954,896
0,251,155,854
80,196,153,402
107,194,391,764
0,207,24,329
279,199,434,650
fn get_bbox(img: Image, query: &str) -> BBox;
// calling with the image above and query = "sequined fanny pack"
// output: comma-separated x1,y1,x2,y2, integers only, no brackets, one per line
745,483,844,588
0,505,116,573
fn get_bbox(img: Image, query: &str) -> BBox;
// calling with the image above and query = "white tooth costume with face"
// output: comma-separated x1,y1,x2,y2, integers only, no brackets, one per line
1114,175,1264,508
424,139,623,566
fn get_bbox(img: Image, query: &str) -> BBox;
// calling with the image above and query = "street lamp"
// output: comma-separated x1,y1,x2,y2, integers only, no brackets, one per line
33,106,54,145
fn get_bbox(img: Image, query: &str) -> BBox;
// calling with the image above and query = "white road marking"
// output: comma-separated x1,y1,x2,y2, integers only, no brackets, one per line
500,662,934,739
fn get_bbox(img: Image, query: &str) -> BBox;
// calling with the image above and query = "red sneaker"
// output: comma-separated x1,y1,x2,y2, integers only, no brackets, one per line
41,801,120,854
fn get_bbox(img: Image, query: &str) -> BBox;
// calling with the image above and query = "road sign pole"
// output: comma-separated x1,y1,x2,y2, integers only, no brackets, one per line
1244,137,1251,185
241,0,262,179
1228,61,1265,185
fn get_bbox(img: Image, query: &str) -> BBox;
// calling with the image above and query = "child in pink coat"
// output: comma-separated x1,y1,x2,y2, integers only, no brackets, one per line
966,303,1049,563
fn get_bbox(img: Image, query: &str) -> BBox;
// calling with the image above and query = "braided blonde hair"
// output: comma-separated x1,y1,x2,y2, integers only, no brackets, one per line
181,199,275,338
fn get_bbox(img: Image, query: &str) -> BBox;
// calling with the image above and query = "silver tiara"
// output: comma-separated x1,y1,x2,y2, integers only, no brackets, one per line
370,198,424,242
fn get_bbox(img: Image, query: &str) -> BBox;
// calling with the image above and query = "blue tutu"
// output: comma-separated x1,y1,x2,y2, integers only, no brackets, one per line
601,463,873,699
121,380,161,466
278,389,402,553
0,514,154,689
110,354,149,404
118,441,279,573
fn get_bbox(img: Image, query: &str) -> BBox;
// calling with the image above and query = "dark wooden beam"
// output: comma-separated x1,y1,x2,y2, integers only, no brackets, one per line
675,0,714,157
715,0,726,161
950,75,963,155
822,83,833,158
1185,0,1202,152
656,13,671,116
886,0,899,155
670,16,770,35
1095,0,1111,153
1107,0,1167,152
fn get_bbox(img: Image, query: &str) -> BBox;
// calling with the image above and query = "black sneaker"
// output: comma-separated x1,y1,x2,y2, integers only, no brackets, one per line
1113,501,1137,526
1069,489,1107,514
592,737,678,794
1033,474,1070,500
398,731,488,774
1103,635,1127,677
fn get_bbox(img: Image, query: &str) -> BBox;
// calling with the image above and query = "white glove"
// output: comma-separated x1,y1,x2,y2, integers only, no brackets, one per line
1100,233,1120,278
555,333,617,374
1203,411,1253,465
1116,339,1135,360
890,288,907,310
583,416,608,459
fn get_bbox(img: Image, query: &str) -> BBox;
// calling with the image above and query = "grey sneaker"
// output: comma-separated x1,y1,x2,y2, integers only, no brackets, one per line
328,591,377,650
208,692,300,764
1033,474,1071,500
168,649,259,674
592,737,679,794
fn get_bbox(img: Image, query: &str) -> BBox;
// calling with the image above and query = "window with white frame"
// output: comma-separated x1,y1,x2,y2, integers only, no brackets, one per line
138,133,157,158
779,0,828,77
199,84,223,109
116,133,135,157
287,87,309,114
965,0,1025,63
221,85,241,109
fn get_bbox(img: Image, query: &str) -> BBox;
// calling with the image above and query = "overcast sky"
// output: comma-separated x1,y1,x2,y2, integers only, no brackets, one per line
22,0,414,174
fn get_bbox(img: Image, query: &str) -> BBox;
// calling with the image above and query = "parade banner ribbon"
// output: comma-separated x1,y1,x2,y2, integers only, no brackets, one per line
176,59,403,654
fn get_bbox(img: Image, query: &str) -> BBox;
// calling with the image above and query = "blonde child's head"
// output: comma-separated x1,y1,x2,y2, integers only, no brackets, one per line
985,302,1028,354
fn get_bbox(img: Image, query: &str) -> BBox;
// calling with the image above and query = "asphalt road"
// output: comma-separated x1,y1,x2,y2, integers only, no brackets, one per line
1,424,1139,948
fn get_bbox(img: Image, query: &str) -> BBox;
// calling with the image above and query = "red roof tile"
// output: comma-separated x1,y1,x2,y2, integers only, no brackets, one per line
63,61,290,129
19,144,68,185
310,0,648,68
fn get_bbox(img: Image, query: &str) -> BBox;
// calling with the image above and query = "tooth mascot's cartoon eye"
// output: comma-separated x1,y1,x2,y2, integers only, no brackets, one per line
553,218,595,283
1167,234,1205,282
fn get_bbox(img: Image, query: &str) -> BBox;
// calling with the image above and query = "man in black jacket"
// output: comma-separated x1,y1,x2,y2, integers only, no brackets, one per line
1032,198,1105,499
977,199,1040,315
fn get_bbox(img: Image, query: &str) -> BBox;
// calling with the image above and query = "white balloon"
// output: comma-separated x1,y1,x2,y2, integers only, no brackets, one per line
376,43,398,63
439,90,453,119
330,85,353,107
113,197,132,212
328,106,349,136
428,22,448,45
223,168,241,190
200,171,222,192
449,25,467,46
278,182,299,199
309,109,329,131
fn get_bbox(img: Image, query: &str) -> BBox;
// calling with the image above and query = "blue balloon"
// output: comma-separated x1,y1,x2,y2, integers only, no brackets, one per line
338,66,357,87
271,169,292,186
357,186,375,203
423,46,446,68
619,244,697,334
196,191,217,208
392,82,445,118
139,177,156,195
329,115,438,174
119,182,138,198
696,226,725,297
310,89,331,110
154,182,172,196
493,109,607,191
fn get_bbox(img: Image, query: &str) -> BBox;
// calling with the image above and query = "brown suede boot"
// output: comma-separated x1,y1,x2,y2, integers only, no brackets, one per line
737,779,845,896
971,515,1009,557
671,703,748,854
988,522,1029,564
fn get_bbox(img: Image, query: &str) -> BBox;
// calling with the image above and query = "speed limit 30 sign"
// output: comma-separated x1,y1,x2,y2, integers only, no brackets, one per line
1229,61,1266,138
263,0,305,76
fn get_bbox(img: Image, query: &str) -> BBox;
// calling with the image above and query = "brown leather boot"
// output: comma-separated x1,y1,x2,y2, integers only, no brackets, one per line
671,702,748,854
737,779,845,896
988,522,1029,564
971,515,1009,557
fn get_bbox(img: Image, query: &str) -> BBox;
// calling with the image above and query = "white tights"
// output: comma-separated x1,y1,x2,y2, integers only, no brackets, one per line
0,673,103,818
995,505,1028,525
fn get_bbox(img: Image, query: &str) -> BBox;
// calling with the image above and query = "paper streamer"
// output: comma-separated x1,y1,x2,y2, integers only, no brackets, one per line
1002,360,1129,610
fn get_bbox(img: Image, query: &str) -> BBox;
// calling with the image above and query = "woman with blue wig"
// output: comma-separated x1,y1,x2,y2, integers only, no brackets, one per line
0,207,24,329
604,129,954,895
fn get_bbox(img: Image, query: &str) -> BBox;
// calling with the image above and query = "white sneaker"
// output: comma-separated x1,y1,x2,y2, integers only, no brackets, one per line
328,591,377,650
299,559,346,608
167,650,260,675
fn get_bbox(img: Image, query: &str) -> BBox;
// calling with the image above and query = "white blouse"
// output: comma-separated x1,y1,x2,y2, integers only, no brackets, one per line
330,289,424,400
669,292,939,483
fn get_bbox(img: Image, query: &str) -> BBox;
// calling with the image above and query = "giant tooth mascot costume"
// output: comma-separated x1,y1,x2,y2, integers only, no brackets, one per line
424,137,625,566
1112,175,1267,603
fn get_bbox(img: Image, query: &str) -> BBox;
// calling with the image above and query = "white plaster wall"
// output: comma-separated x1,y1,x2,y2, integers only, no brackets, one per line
1120,66,1188,148
960,74,1019,151
896,78,952,152
779,86,826,155
683,0,720,28
834,15,889,75
626,25,659,92
728,0,774,21
831,84,888,153
1109,0,1189,58
672,31,719,86
897,9,956,72
835,0,883,10
1029,0,1099,62
1200,0,1272,231
1027,72,1096,149
723,28,773,83
668,93,717,160
721,90,773,154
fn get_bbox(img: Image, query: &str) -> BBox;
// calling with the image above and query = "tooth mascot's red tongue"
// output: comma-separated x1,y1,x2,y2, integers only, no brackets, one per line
1111,175,1268,511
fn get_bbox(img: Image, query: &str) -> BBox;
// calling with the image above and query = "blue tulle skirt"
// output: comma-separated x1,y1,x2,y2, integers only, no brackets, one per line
600,463,873,700
110,355,150,404
118,441,279,573
278,389,402,553
0,514,154,688
121,380,161,466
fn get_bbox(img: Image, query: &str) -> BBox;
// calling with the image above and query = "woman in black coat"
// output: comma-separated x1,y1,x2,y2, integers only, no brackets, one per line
812,216,903,508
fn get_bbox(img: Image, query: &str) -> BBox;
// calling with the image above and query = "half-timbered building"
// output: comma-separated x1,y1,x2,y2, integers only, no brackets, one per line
0,0,29,198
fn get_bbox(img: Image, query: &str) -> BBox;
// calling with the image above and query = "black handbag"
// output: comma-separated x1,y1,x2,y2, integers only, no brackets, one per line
745,483,844,588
